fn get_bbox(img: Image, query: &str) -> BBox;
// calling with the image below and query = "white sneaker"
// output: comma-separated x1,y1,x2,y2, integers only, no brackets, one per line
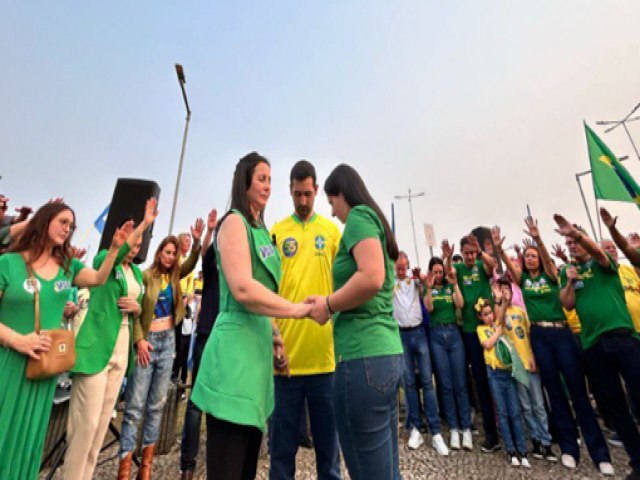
520,456,531,469
449,429,461,450
599,462,615,476
462,429,473,451
561,453,576,469
407,427,424,450
432,433,449,456
508,453,520,467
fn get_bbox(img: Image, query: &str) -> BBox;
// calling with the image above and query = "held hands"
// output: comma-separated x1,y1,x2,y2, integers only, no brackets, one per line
111,221,134,249
118,297,141,315
136,339,153,367
12,331,51,360
191,218,205,243
304,295,331,325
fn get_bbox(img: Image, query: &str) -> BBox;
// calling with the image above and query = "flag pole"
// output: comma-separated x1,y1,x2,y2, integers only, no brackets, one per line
595,199,603,241
575,173,599,241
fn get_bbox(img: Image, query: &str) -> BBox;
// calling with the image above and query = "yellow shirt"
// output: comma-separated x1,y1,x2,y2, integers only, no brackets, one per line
194,278,203,292
619,264,640,332
564,308,581,334
271,213,341,375
477,324,505,370
504,305,534,371
179,255,195,297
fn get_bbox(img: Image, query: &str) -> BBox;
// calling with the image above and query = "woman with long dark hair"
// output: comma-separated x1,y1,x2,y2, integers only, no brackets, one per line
423,256,473,451
0,201,130,480
192,152,311,480
307,163,403,480
492,219,610,474
117,218,203,479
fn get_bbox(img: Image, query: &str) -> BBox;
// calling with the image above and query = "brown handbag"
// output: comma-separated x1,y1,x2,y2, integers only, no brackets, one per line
24,258,76,380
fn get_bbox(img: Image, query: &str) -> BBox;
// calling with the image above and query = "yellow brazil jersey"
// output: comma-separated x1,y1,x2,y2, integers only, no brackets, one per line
179,255,195,297
477,324,505,370
271,213,341,375
504,306,534,371
618,264,640,333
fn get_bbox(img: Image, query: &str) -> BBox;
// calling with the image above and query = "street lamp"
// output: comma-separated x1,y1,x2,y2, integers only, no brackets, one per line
168,63,192,235
596,102,640,163
394,188,425,266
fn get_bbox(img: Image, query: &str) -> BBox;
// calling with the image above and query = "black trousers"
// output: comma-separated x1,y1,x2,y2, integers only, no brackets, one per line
206,415,263,480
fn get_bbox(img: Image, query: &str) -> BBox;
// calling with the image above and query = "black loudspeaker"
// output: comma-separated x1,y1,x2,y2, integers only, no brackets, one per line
98,178,160,264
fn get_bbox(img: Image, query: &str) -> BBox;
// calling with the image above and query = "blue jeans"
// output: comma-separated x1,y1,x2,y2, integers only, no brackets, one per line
462,332,498,442
517,371,552,446
119,329,175,456
400,327,441,434
583,331,640,470
269,374,341,480
333,355,403,480
429,324,471,431
486,367,527,454
181,332,208,472
530,325,609,465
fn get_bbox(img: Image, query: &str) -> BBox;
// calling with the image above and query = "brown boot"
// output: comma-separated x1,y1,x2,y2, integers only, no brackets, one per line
136,444,156,480
117,452,133,480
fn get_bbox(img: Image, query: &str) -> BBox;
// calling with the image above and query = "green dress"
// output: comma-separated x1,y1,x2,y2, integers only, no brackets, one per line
192,211,281,431
0,253,85,480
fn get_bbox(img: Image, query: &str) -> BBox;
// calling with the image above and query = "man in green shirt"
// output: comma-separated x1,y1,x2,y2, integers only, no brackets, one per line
444,234,499,453
555,214,640,478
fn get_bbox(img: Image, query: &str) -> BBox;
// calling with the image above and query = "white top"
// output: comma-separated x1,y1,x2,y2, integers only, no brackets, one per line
123,266,141,327
392,278,423,328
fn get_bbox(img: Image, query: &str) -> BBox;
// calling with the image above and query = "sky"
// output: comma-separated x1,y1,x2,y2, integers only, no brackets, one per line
3,1,640,267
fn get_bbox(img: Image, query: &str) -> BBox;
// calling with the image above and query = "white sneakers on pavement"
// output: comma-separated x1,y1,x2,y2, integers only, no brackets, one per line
561,453,576,469
599,462,615,476
432,433,449,456
461,429,473,451
407,427,424,450
449,429,461,450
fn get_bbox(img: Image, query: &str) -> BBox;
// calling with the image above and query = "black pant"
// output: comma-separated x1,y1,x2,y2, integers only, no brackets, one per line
584,331,640,471
180,333,208,472
172,325,191,384
206,415,263,480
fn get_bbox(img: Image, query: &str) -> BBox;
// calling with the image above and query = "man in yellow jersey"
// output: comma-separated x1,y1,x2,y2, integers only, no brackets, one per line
269,160,342,480
173,232,196,387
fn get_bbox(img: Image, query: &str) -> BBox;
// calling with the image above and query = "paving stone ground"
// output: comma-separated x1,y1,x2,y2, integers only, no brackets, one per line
42,402,633,480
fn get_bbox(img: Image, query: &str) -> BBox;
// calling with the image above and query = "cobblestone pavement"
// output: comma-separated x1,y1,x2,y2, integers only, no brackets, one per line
44,421,632,479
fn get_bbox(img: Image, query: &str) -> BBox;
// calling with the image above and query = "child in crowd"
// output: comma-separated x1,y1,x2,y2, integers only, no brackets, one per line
496,277,557,462
476,297,530,468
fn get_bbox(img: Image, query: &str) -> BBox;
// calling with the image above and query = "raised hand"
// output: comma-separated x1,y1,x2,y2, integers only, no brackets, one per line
522,237,534,249
441,239,454,259
628,232,640,249
599,207,617,229
491,226,505,252
112,221,134,248
143,198,159,226
553,214,577,238
191,218,205,243
425,271,435,288
446,269,457,285
483,239,494,255
72,246,87,259
551,244,569,263
207,209,218,231
523,216,540,239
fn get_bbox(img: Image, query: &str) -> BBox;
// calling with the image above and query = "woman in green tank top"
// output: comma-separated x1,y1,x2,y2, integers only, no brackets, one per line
191,152,311,480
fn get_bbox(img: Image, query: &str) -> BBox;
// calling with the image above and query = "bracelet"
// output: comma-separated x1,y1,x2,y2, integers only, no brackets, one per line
326,296,335,315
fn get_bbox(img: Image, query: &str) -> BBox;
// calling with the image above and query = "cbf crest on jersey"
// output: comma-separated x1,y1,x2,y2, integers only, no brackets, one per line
282,237,298,258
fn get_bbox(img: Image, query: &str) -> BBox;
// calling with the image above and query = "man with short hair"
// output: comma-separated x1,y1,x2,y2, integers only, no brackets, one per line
269,160,342,480
393,252,450,455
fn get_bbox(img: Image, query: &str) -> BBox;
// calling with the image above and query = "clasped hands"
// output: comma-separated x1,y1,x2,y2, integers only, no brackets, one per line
302,295,332,325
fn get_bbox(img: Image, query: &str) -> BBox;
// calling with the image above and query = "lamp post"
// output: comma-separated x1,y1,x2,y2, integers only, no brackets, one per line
394,188,425,266
168,63,192,235
596,103,640,163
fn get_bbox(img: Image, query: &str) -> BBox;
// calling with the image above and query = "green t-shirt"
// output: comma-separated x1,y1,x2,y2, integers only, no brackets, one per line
0,253,85,334
332,205,402,362
454,260,493,332
428,283,457,327
559,254,637,349
520,271,567,323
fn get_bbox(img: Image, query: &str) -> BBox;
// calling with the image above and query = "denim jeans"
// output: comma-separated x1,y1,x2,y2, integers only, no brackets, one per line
462,332,498,442
530,325,609,465
181,332,208,472
486,367,527,454
583,331,640,470
517,371,552,446
333,355,403,480
119,329,175,456
429,324,471,431
269,374,341,480
400,327,441,434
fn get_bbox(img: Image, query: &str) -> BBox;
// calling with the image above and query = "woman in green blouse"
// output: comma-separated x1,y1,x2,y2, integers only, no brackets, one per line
308,164,403,480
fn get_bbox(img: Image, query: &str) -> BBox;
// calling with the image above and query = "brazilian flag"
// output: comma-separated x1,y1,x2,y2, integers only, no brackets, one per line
585,123,640,207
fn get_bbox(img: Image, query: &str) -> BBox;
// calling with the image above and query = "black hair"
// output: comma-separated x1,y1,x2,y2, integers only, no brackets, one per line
460,235,472,250
290,160,316,185
230,152,270,228
452,254,463,263
428,256,444,272
497,276,512,291
324,164,398,261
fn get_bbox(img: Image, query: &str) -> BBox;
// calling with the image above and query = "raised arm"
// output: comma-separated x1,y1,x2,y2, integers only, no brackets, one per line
180,218,204,278
447,268,464,309
523,217,558,282
559,265,577,310
423,272,435,312
201,209,218,259
469,234,496,275
553,214,609,269
600,207,640,268
442,239,454,274
492,226,522,285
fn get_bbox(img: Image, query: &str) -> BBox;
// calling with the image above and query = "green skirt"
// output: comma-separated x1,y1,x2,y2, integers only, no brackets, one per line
192,310,274,431
0,347,57,480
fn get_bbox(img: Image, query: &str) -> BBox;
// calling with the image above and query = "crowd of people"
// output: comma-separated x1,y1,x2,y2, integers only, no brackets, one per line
0,154,639,480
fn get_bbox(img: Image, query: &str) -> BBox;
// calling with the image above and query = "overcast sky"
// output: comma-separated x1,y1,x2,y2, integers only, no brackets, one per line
3,1,640,267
